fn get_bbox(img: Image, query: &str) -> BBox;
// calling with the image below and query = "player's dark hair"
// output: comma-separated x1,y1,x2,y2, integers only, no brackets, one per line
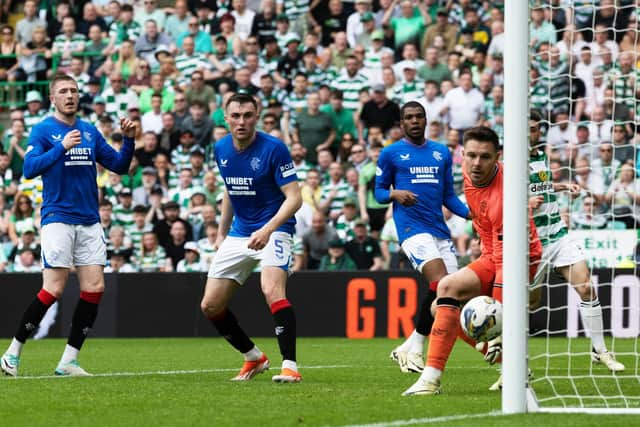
225,93,257,111
462,126,501,151
400,101,426,120
49,72,78,92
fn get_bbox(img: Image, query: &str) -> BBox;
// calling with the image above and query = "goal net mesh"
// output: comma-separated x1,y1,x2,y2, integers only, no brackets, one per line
528,0,640,410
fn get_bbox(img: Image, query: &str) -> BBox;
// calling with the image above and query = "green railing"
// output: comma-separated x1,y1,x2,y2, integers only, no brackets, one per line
0,51,106,108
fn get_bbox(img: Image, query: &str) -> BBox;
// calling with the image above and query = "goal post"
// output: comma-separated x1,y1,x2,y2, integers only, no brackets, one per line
502,0,531,415
503,0,640,414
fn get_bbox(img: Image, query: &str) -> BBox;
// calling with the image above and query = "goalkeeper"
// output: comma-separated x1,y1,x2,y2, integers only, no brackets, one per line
529,110,624,373
403,126,542,396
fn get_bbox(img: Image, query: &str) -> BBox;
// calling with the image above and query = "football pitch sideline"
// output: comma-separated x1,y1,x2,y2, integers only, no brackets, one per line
1,337,637,426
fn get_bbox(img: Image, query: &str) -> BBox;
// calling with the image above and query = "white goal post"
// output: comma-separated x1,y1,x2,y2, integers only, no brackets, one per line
503,0,640,414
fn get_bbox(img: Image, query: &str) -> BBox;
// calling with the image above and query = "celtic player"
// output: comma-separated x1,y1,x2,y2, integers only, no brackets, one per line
529,111,623,373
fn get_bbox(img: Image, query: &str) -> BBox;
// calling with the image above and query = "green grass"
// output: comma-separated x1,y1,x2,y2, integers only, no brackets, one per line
1,337,639,426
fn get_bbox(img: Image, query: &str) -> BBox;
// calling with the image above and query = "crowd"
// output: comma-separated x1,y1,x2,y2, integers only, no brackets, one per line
0,0,637,273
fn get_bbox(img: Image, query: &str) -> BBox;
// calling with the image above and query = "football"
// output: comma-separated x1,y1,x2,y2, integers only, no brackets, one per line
460,296,502,342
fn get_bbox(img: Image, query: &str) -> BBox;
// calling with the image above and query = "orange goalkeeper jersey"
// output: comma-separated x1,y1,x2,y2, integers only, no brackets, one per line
463,162,542,283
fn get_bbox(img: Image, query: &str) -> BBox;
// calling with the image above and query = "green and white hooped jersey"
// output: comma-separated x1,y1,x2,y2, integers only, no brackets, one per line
529,151,567,247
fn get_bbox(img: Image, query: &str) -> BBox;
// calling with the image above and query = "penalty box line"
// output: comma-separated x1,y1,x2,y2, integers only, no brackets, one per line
341,411,504,427
14,364,353,380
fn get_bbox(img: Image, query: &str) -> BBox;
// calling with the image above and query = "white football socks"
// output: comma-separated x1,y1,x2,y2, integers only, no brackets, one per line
421,366,442,382
243,346,262,361
409,330,426,354
60,344,80,365
579,297,606,354
7,338,23,356
282,359,298,372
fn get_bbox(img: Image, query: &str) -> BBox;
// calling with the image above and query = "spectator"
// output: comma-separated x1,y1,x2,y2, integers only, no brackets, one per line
135,20,175,71
571,196,608,230
574,156,606,206
141,93,164,134
318,238,357,271
422,7,458,54
301,168,323,212
176,241,206,272
114,187,135,227
605,163,640,229
319,161,352,222
359,84,400,139
0,25,20,83
345,220,383,270
135,0,167,31
165,0,192,40
51,16,86,72
250,0,277,46
335,197,360,241
611,122,634,165
417,47,452,85
78,3,108,37
99,199,114,237
136,231,172,272
197,221,219,268
153,200,193,248
102,71,138,120
302,211,338,270
293,92,335,163
15,0,47,45
164,220,188,269
105,249,136,273
0,152,17,200
180,101,214,147
530,6,556,48
320,90,357,148
8,193,38,246
357,142,387,235
16,25,52,82
139,73,175,113
382,0,429,51
231,0,256,41
331,55,369,112
172,91,191,130
177,15,213,53
133,167,160,206
3,119,28,178
440,71,484,135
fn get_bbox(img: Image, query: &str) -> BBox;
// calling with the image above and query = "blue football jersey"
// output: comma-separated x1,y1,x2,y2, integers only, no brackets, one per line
374,138,469,243
215,131,298,237
24,116,135,226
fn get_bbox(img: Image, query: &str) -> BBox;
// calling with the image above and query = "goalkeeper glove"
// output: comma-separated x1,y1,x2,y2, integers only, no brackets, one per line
475,335,502,365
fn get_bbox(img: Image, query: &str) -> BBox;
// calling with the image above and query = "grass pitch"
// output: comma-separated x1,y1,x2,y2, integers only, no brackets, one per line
1,337,638,426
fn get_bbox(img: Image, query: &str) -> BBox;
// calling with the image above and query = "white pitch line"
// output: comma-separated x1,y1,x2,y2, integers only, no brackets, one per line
340,411,503,427
13,364,353,380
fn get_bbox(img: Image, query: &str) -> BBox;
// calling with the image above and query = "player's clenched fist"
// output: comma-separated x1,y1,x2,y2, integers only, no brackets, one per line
62,129,82,150
390,189,418,206
120,117,137,138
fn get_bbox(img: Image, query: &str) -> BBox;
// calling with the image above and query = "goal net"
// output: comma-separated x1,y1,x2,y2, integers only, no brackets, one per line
526,0,640,412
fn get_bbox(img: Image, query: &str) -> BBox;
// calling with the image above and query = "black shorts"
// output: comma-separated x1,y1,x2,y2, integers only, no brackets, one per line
367,208,388,232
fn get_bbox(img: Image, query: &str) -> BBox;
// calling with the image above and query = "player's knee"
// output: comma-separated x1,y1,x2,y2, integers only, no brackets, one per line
260,282,285,306
436,276,458,298
200,298,224,318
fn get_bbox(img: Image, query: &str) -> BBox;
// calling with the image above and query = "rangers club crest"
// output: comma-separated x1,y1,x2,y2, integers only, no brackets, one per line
250,157,261,171
433,151,442,161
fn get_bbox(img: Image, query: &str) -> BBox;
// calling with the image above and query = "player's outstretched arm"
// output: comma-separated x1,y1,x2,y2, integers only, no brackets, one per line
247,181,302,251
443,151,470,219
374,149,394,204
95,118,136,174
23,129,80,179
